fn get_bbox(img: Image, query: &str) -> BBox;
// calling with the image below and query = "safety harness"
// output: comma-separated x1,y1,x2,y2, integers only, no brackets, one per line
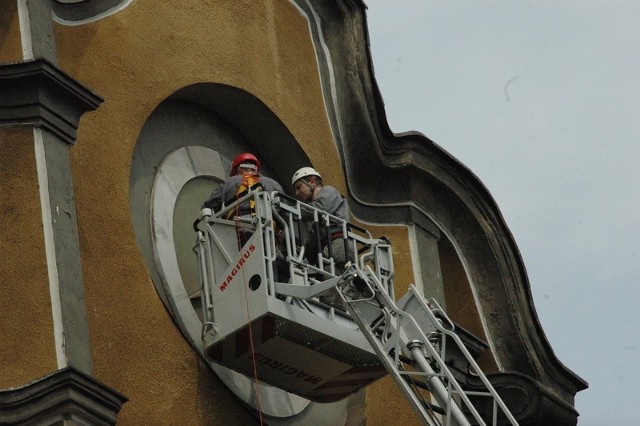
225,172,264,219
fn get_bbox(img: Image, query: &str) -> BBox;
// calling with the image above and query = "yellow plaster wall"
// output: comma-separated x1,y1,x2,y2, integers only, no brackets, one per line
440,238,498,372
48,0,419,423
0,1,23,63
0,127,57,388
52,1,344,423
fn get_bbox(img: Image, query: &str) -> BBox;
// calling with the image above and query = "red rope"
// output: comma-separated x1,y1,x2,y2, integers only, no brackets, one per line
234,200,264,424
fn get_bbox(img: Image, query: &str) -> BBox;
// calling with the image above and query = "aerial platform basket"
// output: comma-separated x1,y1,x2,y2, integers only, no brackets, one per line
195,193,388,402
195,191,519,425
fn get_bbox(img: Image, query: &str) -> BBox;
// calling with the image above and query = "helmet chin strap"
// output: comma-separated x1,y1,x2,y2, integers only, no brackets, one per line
302,177,317,194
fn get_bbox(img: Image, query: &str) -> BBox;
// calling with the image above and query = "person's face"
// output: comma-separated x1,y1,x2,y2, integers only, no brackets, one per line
294,178,313,201
237,166,256,175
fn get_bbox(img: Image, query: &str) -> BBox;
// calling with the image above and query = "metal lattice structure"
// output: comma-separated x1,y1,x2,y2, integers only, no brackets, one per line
194,189,518,424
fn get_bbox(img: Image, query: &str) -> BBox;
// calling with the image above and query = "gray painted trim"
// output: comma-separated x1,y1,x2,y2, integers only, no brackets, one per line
0,367,128,425
18,0,57,63
40,128,94,373
0,59,103,144
51,0,133,25
0,59,102,375
291,0,586,422
34,128,66,369
5,6,119,406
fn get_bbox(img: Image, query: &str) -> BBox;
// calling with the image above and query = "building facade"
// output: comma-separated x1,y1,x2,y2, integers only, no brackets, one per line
0,1,586,424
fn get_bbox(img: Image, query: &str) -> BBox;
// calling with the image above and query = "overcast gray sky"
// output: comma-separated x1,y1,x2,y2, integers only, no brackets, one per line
366,2,640,425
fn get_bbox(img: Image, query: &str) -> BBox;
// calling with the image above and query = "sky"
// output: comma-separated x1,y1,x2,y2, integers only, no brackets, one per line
366,2,640,425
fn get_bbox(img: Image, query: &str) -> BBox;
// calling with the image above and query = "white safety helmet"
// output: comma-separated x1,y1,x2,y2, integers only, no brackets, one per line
291,167,321,187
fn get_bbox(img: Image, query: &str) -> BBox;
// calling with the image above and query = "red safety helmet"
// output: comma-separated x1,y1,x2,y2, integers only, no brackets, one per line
230,153,261,176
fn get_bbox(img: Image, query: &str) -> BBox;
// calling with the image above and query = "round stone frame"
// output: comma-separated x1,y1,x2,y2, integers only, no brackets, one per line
150,145,310,418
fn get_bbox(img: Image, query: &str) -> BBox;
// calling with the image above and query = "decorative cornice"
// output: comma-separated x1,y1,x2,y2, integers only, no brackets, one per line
297,1,587,423
0,367,128,425
469,371,581,425
0,59,103,144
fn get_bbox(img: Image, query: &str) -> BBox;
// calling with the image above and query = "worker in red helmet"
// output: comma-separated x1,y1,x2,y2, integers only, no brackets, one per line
229,152,261,177
203,153,283,215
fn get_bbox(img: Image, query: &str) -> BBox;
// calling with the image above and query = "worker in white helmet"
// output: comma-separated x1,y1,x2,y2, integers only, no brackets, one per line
291,167,353,273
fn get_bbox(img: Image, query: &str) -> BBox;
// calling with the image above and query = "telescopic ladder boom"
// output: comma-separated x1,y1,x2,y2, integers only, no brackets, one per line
335,264,518,425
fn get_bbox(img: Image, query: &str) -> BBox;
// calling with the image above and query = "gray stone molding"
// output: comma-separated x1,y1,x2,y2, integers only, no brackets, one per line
50,0,131,24
293,1,587,423
0,58,102,374
20,0,58,63
0,58,103,144
0,367,128,425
